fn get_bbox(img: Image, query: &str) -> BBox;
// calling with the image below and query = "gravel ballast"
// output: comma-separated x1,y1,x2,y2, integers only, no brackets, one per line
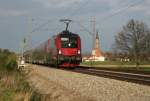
26,64,150,101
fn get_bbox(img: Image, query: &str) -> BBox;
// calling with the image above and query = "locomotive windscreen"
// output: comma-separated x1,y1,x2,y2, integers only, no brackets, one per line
61,36,78,48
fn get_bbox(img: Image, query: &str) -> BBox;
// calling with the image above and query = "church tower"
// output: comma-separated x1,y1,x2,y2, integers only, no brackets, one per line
95,31,100,49
91,31,105,61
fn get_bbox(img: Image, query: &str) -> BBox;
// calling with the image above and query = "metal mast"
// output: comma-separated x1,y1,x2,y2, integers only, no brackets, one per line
27,16,33,63
91,17,96,50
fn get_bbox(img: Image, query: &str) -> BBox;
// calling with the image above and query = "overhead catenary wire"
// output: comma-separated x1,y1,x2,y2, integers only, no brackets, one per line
66,0,90,18
100,0,145,22
25,0,146,40
74,0,145,36
32,19,55,33
31,0,90,33
74,20,92,35
30,0,145,35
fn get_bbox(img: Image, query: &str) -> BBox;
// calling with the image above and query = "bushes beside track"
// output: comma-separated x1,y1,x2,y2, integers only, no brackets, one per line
0,48,45,101
0,49,17,71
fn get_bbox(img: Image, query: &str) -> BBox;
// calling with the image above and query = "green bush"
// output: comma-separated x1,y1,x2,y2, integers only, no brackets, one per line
5,58,17,71
0,49,48,100
0,49,17,71
0,53,8,69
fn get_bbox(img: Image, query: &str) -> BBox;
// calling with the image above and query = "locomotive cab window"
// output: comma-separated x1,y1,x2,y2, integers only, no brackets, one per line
61,37,77,48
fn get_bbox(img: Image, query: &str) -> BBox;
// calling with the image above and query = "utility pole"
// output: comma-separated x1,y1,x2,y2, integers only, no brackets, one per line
27,16,33,63
91,17,96,50
21,38,26,60
90,16,96,65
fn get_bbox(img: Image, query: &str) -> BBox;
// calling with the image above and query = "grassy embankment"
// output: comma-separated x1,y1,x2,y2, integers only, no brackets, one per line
0,49,44,101
81,61,150,72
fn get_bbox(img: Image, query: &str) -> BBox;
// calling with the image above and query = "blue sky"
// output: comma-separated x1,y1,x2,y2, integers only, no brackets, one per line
0,0,150,53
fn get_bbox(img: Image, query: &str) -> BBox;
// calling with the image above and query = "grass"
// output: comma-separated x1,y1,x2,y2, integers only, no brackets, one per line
0,70,31,101
0,69,48,101
81,61,150,72
140,68,150,72
0,88,15,101
0,49,47,101
81,61,150,65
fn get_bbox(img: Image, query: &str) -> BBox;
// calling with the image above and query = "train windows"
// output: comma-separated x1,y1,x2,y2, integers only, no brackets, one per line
70,38,77,48
61,40,68,48
61,37,69,41
61,37,77,48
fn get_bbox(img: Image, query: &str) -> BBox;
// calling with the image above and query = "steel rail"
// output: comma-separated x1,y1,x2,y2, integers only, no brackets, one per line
71,67,150,86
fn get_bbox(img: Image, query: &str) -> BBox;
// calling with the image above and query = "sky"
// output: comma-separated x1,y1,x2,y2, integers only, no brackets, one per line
0,0,150,53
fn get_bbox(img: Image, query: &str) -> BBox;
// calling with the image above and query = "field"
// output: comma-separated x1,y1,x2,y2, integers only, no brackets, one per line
81,61,150,72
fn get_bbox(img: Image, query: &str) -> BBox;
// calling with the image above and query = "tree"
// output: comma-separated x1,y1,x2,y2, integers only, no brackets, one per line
114,19,150,65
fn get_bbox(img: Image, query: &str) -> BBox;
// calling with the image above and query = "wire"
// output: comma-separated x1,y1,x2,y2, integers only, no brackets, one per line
74,0,145,36
31,0,90,33
29,0,145,36
66,0,90,18
100,0,145,22
32,19,54,33
74,20,92,35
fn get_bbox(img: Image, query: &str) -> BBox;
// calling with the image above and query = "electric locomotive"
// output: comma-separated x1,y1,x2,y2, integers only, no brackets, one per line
25,19,82,67
54,30,81,67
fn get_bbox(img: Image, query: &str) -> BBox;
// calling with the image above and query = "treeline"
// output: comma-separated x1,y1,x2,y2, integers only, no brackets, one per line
113,19,150,64
0,48,17,71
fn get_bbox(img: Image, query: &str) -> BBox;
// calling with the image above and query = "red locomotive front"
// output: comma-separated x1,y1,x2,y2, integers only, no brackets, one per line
55,31,82,67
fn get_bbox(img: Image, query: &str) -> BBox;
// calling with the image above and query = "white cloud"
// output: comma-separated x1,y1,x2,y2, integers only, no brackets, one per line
33,0,84,8
125,0,150,16
97,0,150,19
0,9,27,17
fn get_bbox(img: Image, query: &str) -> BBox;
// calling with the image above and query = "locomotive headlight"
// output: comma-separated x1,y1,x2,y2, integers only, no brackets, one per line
78,50,81,54
68,43,71,47
58,50,62,54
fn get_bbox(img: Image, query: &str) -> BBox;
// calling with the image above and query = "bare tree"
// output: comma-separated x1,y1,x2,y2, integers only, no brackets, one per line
114,19,150,65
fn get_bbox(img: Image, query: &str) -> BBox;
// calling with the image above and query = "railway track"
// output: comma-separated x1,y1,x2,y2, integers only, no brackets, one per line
66,66,150,86
26,64,150,86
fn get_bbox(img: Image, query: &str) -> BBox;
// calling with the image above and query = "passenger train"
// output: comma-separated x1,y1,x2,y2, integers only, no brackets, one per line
24,20,82,67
